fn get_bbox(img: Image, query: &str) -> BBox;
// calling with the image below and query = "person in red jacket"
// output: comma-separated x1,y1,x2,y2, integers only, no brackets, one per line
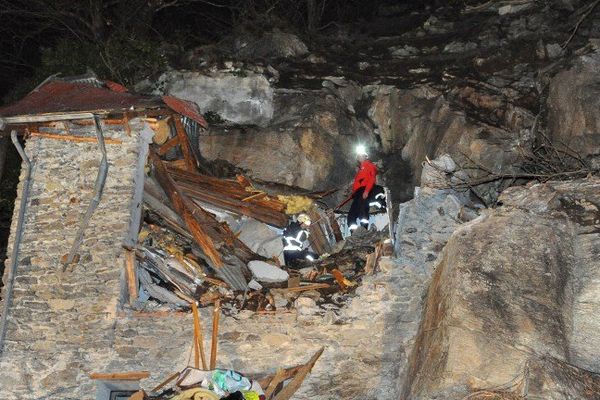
347,145,377,232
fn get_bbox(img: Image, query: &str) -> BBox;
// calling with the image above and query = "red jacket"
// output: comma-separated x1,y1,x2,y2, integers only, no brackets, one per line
352,160,377,196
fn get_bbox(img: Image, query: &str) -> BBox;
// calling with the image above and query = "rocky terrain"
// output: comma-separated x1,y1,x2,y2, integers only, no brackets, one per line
134,1,600,398
2,1,600,399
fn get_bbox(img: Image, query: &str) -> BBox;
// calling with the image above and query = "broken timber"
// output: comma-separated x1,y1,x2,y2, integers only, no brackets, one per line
149,151,260,290
167,166,289,228
150,150,222,267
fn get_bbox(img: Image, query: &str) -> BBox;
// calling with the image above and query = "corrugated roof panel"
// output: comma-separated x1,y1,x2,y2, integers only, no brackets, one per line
0,81,163,118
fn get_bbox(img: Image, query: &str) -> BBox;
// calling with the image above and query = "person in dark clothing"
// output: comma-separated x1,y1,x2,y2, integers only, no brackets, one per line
367,184,387,211
282,213,318,267
347,145,378,232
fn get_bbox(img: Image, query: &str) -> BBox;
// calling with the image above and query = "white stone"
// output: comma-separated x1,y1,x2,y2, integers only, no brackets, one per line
157,70,274,126
248,279,263,291
498,2,534,15
248,260,289,283
236,219,284,264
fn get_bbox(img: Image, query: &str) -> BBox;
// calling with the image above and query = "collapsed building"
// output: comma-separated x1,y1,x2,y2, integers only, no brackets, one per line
0,76,392,399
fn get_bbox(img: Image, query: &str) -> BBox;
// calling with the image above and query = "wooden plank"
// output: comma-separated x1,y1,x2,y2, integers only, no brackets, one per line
173,115,197,172
128,390,145,400
125,250,138,304
169,167,286,211
116,311,189,318
272,348,324,400
329,213,343,243
280,283,331,292
29,131,122,144
191,302,208,370
150,151,223,267
307,208,332,254
242,192,268,202
255,365,304,391
89,371,150,381
265,369,287,400
365,241,384,275
157,135,180,156
185,188,288,228
209,299,221,370
151,372,180,393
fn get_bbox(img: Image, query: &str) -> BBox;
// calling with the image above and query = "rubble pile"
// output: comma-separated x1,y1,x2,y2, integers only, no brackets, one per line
135,195,390,314
129,120,392,315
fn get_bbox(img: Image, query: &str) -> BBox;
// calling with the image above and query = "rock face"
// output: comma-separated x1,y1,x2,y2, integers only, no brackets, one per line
366,84,530,203
403,178,600,399
199,88,373,193
547,48,600,165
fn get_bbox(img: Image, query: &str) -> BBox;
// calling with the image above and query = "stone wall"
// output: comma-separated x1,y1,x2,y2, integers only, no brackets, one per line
0,119,148,399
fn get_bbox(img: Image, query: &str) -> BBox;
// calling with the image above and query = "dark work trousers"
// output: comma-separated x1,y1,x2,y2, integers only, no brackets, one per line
347,187,370,229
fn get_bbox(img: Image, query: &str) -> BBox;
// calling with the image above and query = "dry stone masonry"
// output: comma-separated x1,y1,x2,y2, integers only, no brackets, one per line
0,119,147,399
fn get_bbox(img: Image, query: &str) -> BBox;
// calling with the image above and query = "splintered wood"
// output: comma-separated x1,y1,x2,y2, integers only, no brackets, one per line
365,241,386,275
150,151,223,267
167,167,289,228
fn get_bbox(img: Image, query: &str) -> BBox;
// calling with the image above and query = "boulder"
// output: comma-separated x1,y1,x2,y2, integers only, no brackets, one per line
247,260,289,283
404,209,575,398
367,85,524,203
235,218,284,264
155,70,274,126
200,89,373,194
404,178,600,398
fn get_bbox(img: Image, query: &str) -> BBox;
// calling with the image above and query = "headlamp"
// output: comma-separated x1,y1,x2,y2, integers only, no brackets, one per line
355,144,368,156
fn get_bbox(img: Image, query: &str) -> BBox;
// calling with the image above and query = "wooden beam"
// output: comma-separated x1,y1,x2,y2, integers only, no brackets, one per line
157,135,180,156
149,151,223,267
277,283,331,293
151,372,180,393
173,116,197,172
264,369,287,399
125,249,138,304
89,371,150,381
272,348,324,400
191,302,208,370
29,131,122,144
209,299,221,370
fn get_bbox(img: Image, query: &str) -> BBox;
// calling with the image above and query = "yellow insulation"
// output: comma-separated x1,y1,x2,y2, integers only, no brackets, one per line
277,195,314,215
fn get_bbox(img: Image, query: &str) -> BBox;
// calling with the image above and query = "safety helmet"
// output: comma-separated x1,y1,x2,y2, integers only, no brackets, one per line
297,213,311,226
355,144,368,157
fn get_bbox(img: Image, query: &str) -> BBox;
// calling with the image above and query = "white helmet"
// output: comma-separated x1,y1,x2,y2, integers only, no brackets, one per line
297,213,311,226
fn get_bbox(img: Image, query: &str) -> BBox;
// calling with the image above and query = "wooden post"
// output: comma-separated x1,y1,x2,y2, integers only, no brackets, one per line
89,371,150,380
191,302,208,370
209,299,221,370
125,250,138,304
173,116,197,172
